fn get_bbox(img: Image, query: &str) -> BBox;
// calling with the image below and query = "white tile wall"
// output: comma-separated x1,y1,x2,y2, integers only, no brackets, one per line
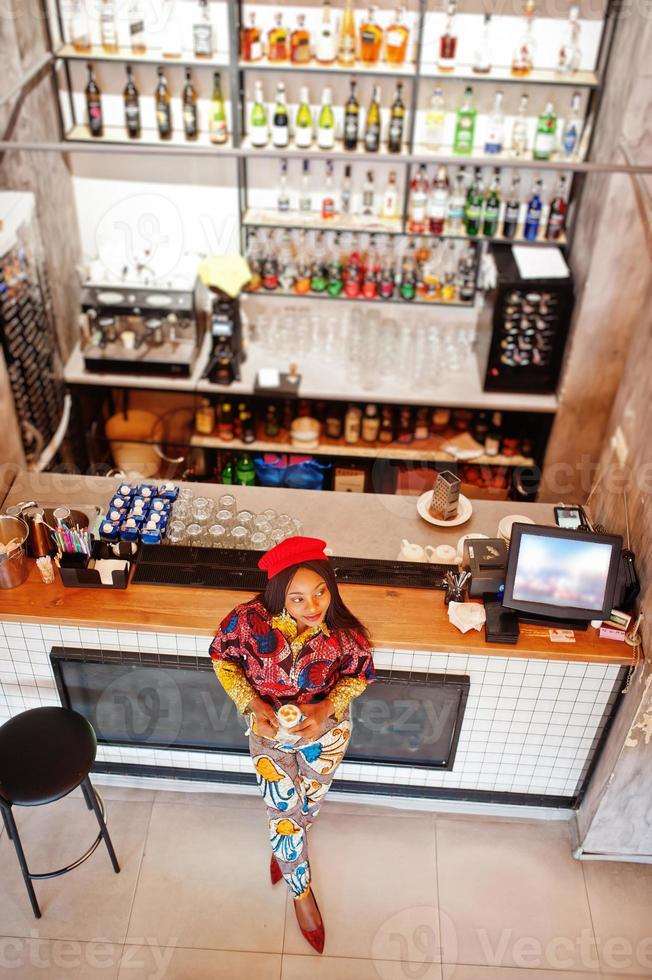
0,620,624,801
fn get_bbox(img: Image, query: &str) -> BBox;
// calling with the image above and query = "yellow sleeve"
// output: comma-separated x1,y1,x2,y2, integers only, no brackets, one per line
213,660,257,715
327,677,368,722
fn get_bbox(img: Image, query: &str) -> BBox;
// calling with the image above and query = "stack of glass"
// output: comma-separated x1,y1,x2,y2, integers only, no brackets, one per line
165,491,303,549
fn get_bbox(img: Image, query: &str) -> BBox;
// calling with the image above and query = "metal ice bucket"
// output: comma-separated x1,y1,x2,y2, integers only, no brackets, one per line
0,516,30,589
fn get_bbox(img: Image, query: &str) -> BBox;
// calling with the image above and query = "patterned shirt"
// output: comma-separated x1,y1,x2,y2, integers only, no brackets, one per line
209,597,375,721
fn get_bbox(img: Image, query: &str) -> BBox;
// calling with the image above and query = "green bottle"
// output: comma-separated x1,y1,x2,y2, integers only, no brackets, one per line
209,71,227,145
235,452,256,486
533,101,558,161
464,168,483,236
453,86,477,156
249,79,268,147
295,84,313,149
482,170,501,237
221,458,234,484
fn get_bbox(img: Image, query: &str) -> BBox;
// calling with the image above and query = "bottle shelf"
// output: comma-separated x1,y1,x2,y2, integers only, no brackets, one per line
241,287,474,309
419,64,599,89
238,56,417,79
56,44,230,70
412,144,580,171
244,209,567,247
190,426,535,468
65,124,233,150
239,135,411,162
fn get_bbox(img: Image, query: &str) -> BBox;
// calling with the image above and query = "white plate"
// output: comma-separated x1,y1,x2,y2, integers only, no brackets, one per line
498,513,535,541
417,491,473,528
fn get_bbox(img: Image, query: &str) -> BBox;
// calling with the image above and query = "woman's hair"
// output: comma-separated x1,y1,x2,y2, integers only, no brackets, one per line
261,559,370,643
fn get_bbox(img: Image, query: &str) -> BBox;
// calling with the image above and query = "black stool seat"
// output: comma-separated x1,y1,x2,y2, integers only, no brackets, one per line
0,707,96,806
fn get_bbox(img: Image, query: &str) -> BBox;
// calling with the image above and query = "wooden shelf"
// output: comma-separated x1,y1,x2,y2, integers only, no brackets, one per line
419,63,599,88
56,43,229,69
190,426,535,467
239,55,416,78
65,124,233,150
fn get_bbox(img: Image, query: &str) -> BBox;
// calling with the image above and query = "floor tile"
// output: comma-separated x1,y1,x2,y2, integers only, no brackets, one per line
0,796,152,942
71,783,157,803
283,811,440,963
126,801,286,953
442,967,599,979
583,860,652,976
436,816,599,973
282,953,442,979
0,936,122,978
152,788,260,808
117,944,281,979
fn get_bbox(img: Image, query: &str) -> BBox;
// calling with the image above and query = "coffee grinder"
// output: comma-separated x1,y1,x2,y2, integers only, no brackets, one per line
201,287,245,386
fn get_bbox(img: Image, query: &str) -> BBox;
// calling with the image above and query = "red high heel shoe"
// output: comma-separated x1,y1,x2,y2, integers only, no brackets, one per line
294,886,325,954
270,853,283,885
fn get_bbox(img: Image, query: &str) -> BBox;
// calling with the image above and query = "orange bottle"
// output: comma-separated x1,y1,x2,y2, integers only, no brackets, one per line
359,6,383,64
267,12,289,62
385,5,410,64
338,0,356,65
240,12,263,62
291,13,311,63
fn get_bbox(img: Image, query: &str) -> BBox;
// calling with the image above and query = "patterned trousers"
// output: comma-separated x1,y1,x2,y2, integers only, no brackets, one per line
248,711,352,898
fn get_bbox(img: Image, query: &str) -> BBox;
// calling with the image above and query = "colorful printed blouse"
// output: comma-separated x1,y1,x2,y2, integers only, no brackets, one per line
209,597,375,721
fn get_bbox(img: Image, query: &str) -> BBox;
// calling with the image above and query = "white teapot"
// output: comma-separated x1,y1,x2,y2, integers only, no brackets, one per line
397,539,436,563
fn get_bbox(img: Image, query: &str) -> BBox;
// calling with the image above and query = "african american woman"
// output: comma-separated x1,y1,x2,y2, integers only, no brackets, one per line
209,536,375,954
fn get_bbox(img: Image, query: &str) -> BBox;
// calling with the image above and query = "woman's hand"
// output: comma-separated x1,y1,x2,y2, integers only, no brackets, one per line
249,697,279,738
293,700,334,741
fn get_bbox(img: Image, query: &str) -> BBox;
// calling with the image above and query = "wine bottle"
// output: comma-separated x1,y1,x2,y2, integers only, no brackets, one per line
317,87,335,150
249,80,268,147
193,0,214,58
271,82,289,148
453,86,476,155
482,170,500,237
338,0,356,65
343,78,359,151
155,66,172,140
183,67,198,140
364,84,381,152
315,1,337,64
388,82,405,153
209,71,227,145
502,176,521,239
123,65,141,139
294,86,313,149
464,168,483,237
85,63,103,138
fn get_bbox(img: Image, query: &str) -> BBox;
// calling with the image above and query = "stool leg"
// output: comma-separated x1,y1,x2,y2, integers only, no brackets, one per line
83,777,120,874
1,802,14,841
3,806,41,919
79,780,94,811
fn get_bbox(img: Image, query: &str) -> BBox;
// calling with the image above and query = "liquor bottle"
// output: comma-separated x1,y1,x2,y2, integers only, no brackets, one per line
385,5,409,65
182,68,198,140
193,0,214,59
161,0,181,58
317,87,335,149
472,14,492,74
236,452,256,487
155,66,172,139
453,86,476,155
502,175,521,238
220,458,234,483
388,82,405,153
511,0,536,77
294,86,313,149
561,91,582,159
524,178,543,240
362,170,376,216
427,165,449,235
399,247,416,301
127,0,146,54
85,63,103,137
362,404,380,442
414,406,430,440
360,6,383,64
268,13,289,62
425,87,445,151
464,168,483,237
264,403,280,437
195,397,214,435
379,258,395,298
484,90,505,154
557,5,581,75
344,404,362,444
510,93,530,157
241,12,263,62
123,65,141,139
438,0,457,72
271,82,289,148
209,71,227,144
379,406,394,442
482,169,500,237
262,232,280,290
484,411,502,456
291,14,311,64
278,231,297,290
398,407,414,443
316,1,337,63
343,78,360,151
277,160,290,212
249,80,268,147
381,171,399,219
408,165,429,234
533,102,557,161
447,167,466,232
99,0,118,54
238,403,255,444
364,85,381,152
322,161,336,219
338,0,356,66
546,174,567,241
68,0,91,53
341,165,352,214
299,160,311,212
327,238,344,295
325,403,343,438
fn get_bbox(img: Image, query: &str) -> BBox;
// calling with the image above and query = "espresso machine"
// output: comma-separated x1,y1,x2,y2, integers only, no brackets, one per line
80,278,207,378
201,289,245,385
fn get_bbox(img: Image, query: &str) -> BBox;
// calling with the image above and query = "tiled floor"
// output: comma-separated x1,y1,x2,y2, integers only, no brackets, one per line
1,783,651,979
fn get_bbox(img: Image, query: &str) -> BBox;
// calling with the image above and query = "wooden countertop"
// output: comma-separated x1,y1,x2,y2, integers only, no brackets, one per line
0,563,638,665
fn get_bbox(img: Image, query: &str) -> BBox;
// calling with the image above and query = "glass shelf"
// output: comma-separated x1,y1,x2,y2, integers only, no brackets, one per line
56,44,230,70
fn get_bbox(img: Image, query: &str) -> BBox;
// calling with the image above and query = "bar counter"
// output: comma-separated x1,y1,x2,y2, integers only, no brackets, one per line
0,472,638,806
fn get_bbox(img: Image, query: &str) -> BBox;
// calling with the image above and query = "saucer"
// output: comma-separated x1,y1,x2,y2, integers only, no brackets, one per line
498,514,535,541
417,492,473,528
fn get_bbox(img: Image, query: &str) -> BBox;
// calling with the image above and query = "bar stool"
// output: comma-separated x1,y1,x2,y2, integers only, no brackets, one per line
0,706,120,918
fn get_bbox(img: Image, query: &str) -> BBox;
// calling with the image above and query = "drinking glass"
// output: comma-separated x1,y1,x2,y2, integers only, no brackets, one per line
253,515,272,535
230,525,250,549
207,523,228,547
218,493,237,516
171,502,190,522
263,508,277,523
275,514,293,534
186,523,205,546
166,520,185,545
236,510,255,530
191,496,214,525
269,528,286,546
178,488,193,504
250,531,269,552
215,508,235,529
291,518,303,537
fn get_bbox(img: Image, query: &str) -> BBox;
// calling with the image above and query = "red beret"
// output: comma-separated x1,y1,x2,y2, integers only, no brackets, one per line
258,536,328,579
